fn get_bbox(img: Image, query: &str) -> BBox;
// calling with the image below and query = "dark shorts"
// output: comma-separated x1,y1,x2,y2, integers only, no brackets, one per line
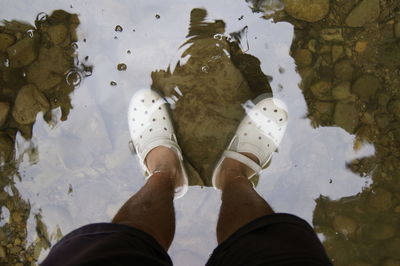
41,213,332,266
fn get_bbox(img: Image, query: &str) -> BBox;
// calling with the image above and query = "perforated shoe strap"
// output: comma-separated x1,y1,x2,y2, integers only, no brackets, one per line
223,150,262,174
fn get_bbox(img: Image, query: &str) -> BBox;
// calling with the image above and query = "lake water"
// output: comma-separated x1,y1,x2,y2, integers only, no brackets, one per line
1,0,399,265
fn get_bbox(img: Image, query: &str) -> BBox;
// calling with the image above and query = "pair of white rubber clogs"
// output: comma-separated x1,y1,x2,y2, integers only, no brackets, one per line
128,89,288,199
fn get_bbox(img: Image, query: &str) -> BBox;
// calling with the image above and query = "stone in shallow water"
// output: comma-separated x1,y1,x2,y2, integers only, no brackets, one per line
381,259,400,266
332,45,344,62
12,84,50,125
367,188,392,211
374,113,391,129
0,102,10,127
395,22,400,38
369,222,396,240
27,61,63,91
352,75,381,101
47,24,68,45
294,49,313,67
283,0,330,22
334,59,354,81
388,100,400,120
0,33,15,52
320,28,344,42
0,133,14,162
334,102,359,133
332,81,353,101
377,39,400,67
333,215,357,237
6,36,38,68
345,0,380,27
314,101,334,123
37,46,71,74
310,80,332,100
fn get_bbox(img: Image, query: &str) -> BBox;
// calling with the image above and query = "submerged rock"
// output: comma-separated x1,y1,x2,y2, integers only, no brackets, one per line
377,39,400,67
345,0,380,27
369,223,396,240
283,0,329,22
0,133,14,162
0,33,15,52
294,49,313,67
367,188,392,211
12,84,50,124
27,61,63,91
334,103,359,133
388,100,400,120
334,60,354,81
333,215,357,237
320,28,344,42
332,82,354,101
151,9,270,186
332,45,344,62
314,101,334,123
352,75,381,101
374,113,391,129
47,24,68,45
310,80,332,100
0,102,10,127
7,36,38,68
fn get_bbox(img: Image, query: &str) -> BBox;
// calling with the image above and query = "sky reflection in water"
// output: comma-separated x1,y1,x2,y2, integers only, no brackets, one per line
0,0,375,265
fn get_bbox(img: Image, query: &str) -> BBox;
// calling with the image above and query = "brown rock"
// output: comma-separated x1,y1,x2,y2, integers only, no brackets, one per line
370,223,396,240
381,259,400,266
320,28,344,42
375,113,391,129
0,33,15,52
47,24,69,45
332,82,354,101
334,60,354,81
334,103,359,133
0,133,14,162
355,41,368,53
352,75,381,101
0,102,10,127
27,61,63,91
368,188,392,211
12,84,50,124
333,215,357,236
332,45,344,62
37,46,71,74
314,101,334,122
7,36,38,68
310,80,332,100
283,0,330,22
345,0,380,27
388,100,400,120
294,49,313,67
0,246,5,258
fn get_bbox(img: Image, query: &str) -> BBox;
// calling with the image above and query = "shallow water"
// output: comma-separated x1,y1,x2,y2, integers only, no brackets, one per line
0,0,399,265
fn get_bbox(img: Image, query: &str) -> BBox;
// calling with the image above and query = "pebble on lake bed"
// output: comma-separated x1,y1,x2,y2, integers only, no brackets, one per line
117,63,127,71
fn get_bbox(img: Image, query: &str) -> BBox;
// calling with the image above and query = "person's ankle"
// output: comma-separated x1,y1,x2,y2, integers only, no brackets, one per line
218,153,260,190
145,146,181,185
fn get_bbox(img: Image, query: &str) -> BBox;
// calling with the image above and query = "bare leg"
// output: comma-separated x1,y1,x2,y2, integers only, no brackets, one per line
112,146,182,250
216,153,274,244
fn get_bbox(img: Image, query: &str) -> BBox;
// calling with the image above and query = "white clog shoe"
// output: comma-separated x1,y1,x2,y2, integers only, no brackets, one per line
212,97,289,189
128,89,189,199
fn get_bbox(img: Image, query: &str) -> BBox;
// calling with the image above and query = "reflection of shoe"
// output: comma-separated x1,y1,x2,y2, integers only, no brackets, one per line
212,97,289,189
128,89,188,199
